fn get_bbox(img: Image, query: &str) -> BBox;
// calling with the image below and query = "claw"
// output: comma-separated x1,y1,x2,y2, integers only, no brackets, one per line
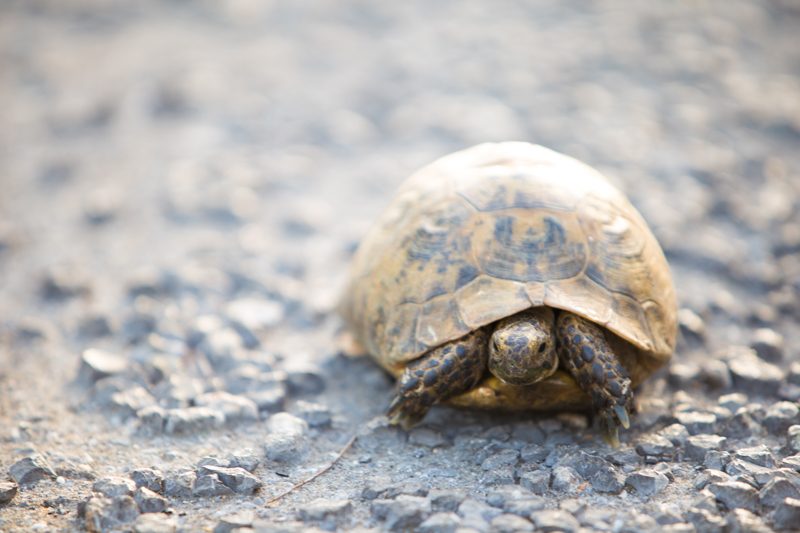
602,422,620,448
614,404,630,429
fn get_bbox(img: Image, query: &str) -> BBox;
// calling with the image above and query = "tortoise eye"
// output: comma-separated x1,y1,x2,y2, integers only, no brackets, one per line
538,343,547,354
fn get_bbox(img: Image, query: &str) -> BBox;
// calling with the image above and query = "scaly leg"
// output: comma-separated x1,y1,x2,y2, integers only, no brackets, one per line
387,328,488,429
556,312,633,446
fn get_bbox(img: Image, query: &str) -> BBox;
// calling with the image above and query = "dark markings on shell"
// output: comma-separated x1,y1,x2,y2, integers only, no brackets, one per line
455,264,479,289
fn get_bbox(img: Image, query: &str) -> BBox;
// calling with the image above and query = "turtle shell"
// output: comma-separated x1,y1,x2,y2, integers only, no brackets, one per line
341,142,677,410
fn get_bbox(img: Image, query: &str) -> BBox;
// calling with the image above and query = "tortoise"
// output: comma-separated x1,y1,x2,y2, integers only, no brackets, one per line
340,142,677,443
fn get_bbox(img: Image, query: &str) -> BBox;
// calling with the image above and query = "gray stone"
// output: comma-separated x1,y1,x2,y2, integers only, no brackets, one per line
772,497,800,530
214,510,255,533
457,497,500,530
790,425,800,453
481,449,519,470
734,445,775,467
511,422,546,444
294,400,332,428
418,512,461,533
79,348,128,384
0,481,17,504
84,495,140,532
284,362,326,394
133,513,177,533
371,495,431,530
264,413,309,462
503,496,547,517
530,509,580,532
725,459,775,487
194,391,259,423
9,455,57,486
551,466,582,493
163,470,195,499
764,401,800,434
485,485,535,509
722,409,763,438
110,387,156,418
669,362,701,388
708,481,759,512
519,469,550,494
625,469,669,496
134,487,167,513
136,406,167,436
520,444,549,463
694,469,730,490
781,454,800,471
245,387,287,413
490,513,534,532
675,411,717,435
703,450,731,471
164,407,225,434
428,488,466,512
686,507,726,532
726,508,771,533
678,308,706,343
130,469,164,493
659,423,690,446
225,298,284,333
700,359,733,389
199,465,262,494
759,476,800,507
726,347,784,394
193,473,234,497
297,499,352,528
718,393,749,412
92,476,136,497
227,449,260,472
481,465,516,485
750,328,784,362
636,434,675,459
686,434,727,461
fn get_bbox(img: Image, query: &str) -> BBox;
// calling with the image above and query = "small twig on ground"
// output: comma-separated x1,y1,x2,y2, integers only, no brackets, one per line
266,433,358,506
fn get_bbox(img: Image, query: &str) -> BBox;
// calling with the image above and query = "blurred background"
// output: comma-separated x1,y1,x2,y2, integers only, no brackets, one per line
1,0,800,528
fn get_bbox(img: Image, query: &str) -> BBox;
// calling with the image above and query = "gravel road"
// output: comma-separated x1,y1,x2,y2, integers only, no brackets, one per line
2,1,800,531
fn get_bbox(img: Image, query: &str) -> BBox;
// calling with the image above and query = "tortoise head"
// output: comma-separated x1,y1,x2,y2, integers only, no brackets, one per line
488,307,558,386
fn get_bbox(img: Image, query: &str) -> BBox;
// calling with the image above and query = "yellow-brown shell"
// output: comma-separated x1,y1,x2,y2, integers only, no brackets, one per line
340,142,677,410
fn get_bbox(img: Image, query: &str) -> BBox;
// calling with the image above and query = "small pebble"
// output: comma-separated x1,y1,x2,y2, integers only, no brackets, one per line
481,449,520,470
530,509,580,532
409,427,448,448
519,469,550,494
694,469,730,490
763,401,799,434
92,476,136,497
133,513,177,533
213,510,255,533
428,488,466,512
9,455,57,486
726,508,771,533
130,469,164,493
749,328,784,362
678,308,706,343
726,347,784,394
84,495,140,532
0,481,18,504
759,476,800,508
685,434,727,461
718,393,749,412
371,495,431,530
133,487,167,513
635,434,675,459
418,511,461,533
781,454,800,471
734,445,775,468
725,459,775,487
294,400,333,428
198,465,262,494
165,407,225,434
490,513,534,532
659,423,690,446
675,411,717,435
79,349,128,383
625,469,670,497
789,425,800,453
457,498,501,529
772,497,800,530
226,449,260,473
686,506,726,532
192,473,234,497
264,412,309,462
708,481,759,512
163,470,195,499
194,392,259,423
703,450,731,471
284,362,326,394
551,466,582,494
297,499,353,529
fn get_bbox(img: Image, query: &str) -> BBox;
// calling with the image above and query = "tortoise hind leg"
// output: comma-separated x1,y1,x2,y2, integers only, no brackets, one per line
387,329,488,429
555,312,633,446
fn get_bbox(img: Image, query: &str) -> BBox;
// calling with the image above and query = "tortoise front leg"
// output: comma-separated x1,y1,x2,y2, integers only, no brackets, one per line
555,312,634,446
387,329,488,429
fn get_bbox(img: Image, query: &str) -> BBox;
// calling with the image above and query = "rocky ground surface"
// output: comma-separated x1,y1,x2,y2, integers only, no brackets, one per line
2,1,800,531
